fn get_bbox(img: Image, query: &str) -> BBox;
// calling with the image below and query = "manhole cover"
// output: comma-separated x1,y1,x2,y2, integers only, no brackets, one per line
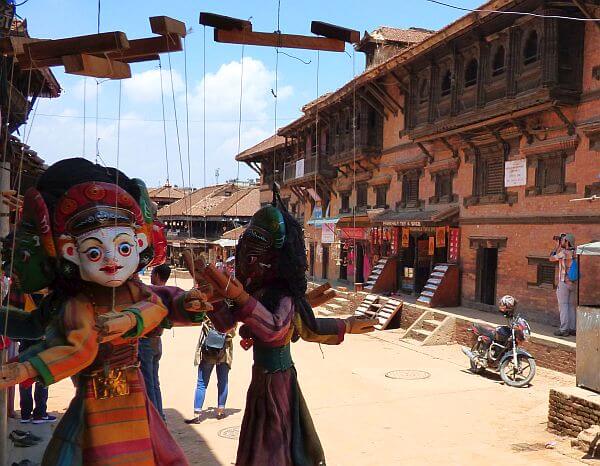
385,370,431,380
511,442,546,452
218,426,241,440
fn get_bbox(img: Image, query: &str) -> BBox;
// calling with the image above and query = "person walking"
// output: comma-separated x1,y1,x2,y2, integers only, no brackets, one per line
139,264,171,418
186,320,235,423
550,233,577,337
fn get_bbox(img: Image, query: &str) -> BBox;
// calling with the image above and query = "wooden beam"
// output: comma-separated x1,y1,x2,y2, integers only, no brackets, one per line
214,29,345,52
245,161,261,175
552,106,576,136
390,70,408,93
440,137,458,158
107,34,182,62
365,84,397,115
310,21,359,43
150,16,187,37
372,81,404,113
571,0,600,31
510,119,533,144
358,91,386,120
62,54,131,79
416,142,433,163
337,166,349,178
199,13,252,31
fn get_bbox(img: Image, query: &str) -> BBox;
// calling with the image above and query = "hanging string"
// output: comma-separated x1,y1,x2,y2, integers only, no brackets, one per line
351,49,357,286
313,51,319,217
158,60,170,185
183,35,196,283
95,79,100,164
1,58,15,172
202,25,207,188
111,79,122,311
272,0,282,192
82,78,87,157
234,43,245,242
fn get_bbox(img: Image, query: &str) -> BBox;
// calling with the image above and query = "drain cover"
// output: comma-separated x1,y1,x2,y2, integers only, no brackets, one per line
385,370,431,380
218,426,241,440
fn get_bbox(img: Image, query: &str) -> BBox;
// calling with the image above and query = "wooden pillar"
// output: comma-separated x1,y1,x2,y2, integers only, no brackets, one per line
451,48,461,116
507,27,521,98
427,62,439,123
542,10,559,87
477,41,489,108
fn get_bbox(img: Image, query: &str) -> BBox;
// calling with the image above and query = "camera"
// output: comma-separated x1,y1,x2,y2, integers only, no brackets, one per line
553,233,566,241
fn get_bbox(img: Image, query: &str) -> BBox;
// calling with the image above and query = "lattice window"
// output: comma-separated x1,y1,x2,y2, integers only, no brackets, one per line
476,155,505,197
356,183,368,210
340,192,350,213
402,172,419,207
537,263,556,287
492,46,505,76
536,155,565,194
464,58,478,88
523,30,539,65
435,172,453,202
375,185,388,208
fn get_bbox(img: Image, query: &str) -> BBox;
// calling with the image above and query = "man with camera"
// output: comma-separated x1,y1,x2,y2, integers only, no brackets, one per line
549,233,577,337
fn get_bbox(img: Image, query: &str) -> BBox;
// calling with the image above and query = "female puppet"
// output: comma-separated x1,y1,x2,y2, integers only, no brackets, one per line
198,203,377,466
0,158,208,466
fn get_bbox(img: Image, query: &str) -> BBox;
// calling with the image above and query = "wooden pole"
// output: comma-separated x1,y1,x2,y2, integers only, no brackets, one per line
214,29,345,52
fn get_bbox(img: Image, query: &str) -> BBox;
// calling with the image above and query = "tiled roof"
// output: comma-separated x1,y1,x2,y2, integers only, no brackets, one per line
157,184,260,219
221,226,246,240
236,134,287,162
148,184,189,200
366,27,434,44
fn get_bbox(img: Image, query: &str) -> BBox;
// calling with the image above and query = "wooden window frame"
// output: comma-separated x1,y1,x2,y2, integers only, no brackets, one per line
523,29,539,66
464,58,478,88
526,151,575,197
491,45,506,77
374,184,389,209
339,191,351,214
430,170,456,204
399,170,421,208
527,256,557,289
356,183,368,212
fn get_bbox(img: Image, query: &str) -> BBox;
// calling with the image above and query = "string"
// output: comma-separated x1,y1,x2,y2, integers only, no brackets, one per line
111,79,122,312
234,43,245,250
313,51,319,220
82,78,87,157
203,26,207,188
352,49,357,287
272,0,281,191
183,36,195,285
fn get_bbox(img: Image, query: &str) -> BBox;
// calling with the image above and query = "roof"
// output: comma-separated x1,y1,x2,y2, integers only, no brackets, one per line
236,134,287,162
372,205,459,226
157,184,260,218
221,225,246,240
359,27,434,46
148,184,189,200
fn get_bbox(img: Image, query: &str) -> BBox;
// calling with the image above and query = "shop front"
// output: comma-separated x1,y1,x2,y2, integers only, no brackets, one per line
336,215,372,287
372,206,459,295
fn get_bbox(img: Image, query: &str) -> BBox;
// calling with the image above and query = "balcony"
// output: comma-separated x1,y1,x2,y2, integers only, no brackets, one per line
282,156,335,185
327,131,382,167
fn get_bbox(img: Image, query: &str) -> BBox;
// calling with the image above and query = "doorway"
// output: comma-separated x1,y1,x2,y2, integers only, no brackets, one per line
322,245,329,280
309,243,315,277
476,247,498,306
355,242,365,283
339,243,348,281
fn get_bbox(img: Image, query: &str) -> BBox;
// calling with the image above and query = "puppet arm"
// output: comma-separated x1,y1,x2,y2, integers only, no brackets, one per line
148,284,211,327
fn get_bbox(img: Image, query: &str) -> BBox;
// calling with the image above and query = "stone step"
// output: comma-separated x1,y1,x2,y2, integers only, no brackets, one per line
434,265,449,272
317,307,332,316
428,278,442,285
423,319,441,327
421,320,439,332
420,290,434,298
424,284,438,291
401,337,423,346
325,303,342,310
410,329,432,341
431,271,445,278
417,296,431,304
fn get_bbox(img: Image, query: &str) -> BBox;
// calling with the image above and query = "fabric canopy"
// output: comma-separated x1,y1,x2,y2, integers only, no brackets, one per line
577,242,600,256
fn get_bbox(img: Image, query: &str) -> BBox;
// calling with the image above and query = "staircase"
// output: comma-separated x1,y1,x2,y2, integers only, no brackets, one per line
364,257,392,292
354,294,402,330
416,263,459,308
401,307,455,346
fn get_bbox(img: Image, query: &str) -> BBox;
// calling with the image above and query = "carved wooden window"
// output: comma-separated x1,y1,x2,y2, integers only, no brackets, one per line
340,192,350,214
375,185,388,209
356,183,368,211
419,78,429,104
464,59,478,88
537,263,556,287
435,172,453,202
401,171,420,207
523,30,539,65
492,46,505,76
476,155,504,197
536,154,565,194
441,70,452,96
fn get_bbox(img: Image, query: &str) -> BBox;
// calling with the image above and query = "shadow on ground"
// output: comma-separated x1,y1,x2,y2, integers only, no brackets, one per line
184,407,242,424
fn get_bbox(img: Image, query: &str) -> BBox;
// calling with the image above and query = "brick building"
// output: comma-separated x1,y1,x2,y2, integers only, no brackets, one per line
236,0,600,326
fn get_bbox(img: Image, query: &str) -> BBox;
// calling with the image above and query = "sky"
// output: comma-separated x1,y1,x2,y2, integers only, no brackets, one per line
17,0,482,189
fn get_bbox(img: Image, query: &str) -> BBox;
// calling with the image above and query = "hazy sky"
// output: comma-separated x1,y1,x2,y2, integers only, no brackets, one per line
18,0,481,188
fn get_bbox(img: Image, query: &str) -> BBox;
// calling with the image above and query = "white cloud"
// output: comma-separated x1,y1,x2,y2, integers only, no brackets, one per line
123,68,184,104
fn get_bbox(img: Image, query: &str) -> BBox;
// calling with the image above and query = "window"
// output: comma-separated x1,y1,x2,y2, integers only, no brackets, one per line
355,112,361,131
441,70,452,97
492,46,505,76
476,155,505,197
434,172,453,202
401,172,419,207
464,59,478,88
523,30,539,65
536,154,565,194
375,185,388,208
356,183,368,211
538,263,555,287
340,192,350,213
419,78,429,104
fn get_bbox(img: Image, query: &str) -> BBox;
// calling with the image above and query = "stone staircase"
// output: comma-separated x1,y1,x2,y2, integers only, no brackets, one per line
307,283,362,316
416,264,460,308
401,306,456,346
364,257,390,291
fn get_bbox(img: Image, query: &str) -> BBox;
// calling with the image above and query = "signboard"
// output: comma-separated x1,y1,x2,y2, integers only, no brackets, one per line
321,223,335,244
436,227,446,248
448,228,460,263
504,159,527,187
340,227,366,240
295,159,305,178
383,220,422,227
428,237,435,256
312,205,323,219
401,228,410,248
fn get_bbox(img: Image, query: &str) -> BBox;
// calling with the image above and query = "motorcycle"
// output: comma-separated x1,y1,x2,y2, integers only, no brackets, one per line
461,315,536,388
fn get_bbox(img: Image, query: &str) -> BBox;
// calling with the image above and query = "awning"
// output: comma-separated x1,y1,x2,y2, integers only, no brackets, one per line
212,239,238,248
577,242,600,256
372,205,459,227
307,217,339,226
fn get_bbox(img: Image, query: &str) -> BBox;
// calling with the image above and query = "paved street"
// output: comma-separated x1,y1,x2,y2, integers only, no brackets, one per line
7,279,589,465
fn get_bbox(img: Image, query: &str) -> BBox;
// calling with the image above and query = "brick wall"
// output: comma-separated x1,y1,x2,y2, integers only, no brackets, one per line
548,388,600,438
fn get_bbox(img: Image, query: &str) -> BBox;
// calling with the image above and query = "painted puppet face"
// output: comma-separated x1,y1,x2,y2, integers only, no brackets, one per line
13,225,54,293
62,226,146,287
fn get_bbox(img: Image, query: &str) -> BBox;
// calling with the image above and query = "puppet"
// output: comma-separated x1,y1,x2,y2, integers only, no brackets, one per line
0,158,209,466
197,201,377,466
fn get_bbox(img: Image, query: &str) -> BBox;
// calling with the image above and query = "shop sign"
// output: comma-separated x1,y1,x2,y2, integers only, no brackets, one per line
340,227,366,240
428,237,435,256
448,228,460,263
436,227,446,248
312,205,323,219
401,228,410,248
504,159,527,187
295,159,305,178
383,220,422,227
321,223,335,244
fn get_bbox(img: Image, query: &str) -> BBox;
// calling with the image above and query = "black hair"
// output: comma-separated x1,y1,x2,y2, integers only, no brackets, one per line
152,263,171,283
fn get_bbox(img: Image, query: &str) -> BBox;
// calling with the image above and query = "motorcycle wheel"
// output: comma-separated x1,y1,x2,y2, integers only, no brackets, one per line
499,354,536,388
469,341,486,374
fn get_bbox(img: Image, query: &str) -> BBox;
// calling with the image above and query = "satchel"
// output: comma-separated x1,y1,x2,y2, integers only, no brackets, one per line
567,257,579,282
203,328,227,351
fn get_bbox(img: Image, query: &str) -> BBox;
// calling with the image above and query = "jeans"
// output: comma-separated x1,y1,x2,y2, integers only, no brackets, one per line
557,281,577,332
139,337,163,417
19,382,48,419
194,360,229,413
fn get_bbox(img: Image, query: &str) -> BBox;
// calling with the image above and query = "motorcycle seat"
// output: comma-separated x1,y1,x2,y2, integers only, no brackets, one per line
472,324,495,339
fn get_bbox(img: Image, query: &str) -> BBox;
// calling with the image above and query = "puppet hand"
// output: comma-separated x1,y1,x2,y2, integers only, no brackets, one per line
344,316,378,334
182,250,217,300
95,311,136,343
0,362,36,388
183,289,213,312
306,286,336,308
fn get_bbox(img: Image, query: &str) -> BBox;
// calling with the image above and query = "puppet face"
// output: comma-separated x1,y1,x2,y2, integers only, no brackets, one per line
235,229,279,292
13,224,54,292
62,226,147,287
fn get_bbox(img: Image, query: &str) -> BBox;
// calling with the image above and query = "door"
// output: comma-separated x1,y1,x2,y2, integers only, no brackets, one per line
477,247,498,305
322,245,329,280
340,243,348,280
355,242,365,283
309,243,315,277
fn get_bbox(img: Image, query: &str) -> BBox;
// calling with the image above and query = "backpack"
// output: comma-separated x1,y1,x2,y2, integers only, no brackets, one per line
567,256,579,282
202,327,227,358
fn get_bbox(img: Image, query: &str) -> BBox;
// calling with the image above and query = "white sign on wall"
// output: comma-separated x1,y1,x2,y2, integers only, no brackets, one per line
504,159,527,187
295,159,305,178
